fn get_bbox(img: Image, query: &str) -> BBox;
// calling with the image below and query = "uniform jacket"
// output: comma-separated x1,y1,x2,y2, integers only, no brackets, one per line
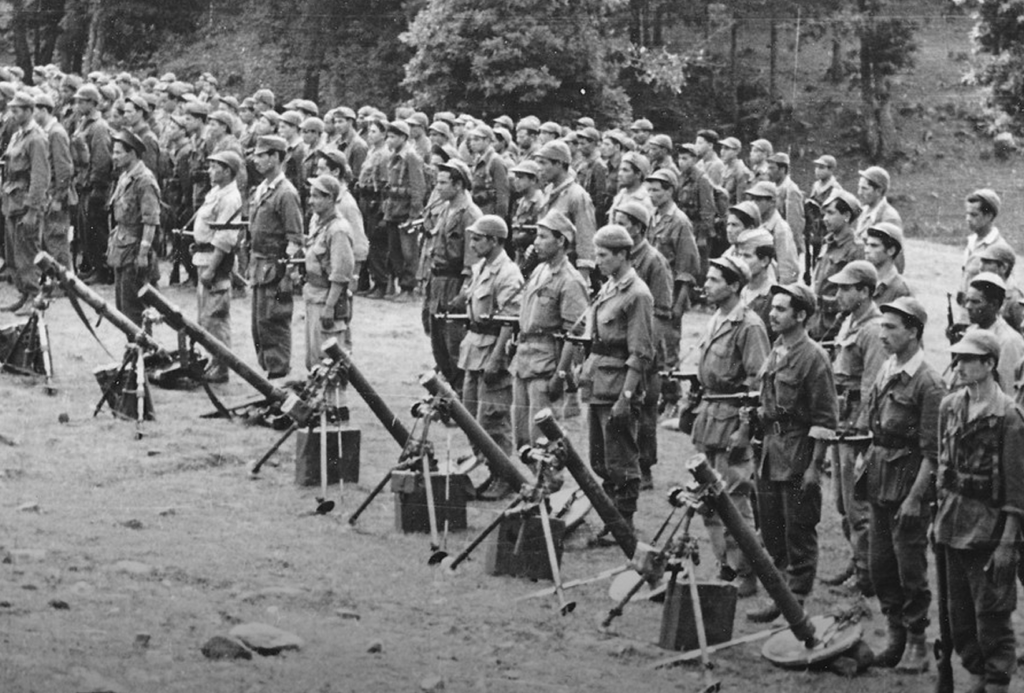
249,171,303,261
383,142,426,221
831,303,886,431
677,167,716,245
470,147,509,217
540,173,596,269
338,130,368,181
776,175,805,250
2,119,50,217
649,201,699,285
762,210,800,284
722,158,753,205
630,239,674,368
458,250,524,371
107,159,160,268
42,118,76,210
72,111,112,192
304,208,355,305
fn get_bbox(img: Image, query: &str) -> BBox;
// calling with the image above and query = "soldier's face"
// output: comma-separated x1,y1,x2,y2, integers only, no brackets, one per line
631,130,649,144
704,266,734,306
647,181,670,207
822,203,847,233
429,132,446,147
9,105,31,127
536,157,559,183
122,102,142,126
111,141,132,170
239,108,254,125
835,283,866,313
880,314,913,356
310,189,334,216
367,125,385,145
677,153,695,173
953,353,993,385
279,123,298,140
386,133,403,151
600,139,615,159
209,161,231,187
964,287,999,326
857,178,882,206
769,294,801,334
595,246,623,277
980,259,1008,278
721,146,738,163
863,237,889,267
815,165,832,181
617,163,637,189
33,105,46,126
766,162,783,183
965,201,992,234
301,129,318,146
533,226,561,262
253,151,276,175
516,129,532,146
725,215,746,244
749,148,766,165
538,131,556,145
578,136,595,156
694,137,711,156
512,173,533,193
747,195,772,218
468,135,487,154
469,232,496,258
739,247,767,279
435,171,457,201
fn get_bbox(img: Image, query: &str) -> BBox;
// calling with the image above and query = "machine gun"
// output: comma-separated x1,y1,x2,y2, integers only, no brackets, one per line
434,312,519,331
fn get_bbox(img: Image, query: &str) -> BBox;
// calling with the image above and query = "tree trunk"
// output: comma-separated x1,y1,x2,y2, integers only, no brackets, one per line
827,22,843,82
731,19,739,128
10,0,34,78
301,0,332,102
874,78,899,160
860,17,879,157
84,0,106,73
769,13,778,102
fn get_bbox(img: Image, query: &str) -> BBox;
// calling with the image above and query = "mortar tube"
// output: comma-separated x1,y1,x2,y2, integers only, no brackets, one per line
35,251,161,352
329,342,409,447
138,284,288,405
687,455,817,647
534,408,637,559
419,372,533,491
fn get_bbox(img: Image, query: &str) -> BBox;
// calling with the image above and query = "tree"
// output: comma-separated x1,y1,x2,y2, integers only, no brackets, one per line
402,0,631,123
956,0,1024,132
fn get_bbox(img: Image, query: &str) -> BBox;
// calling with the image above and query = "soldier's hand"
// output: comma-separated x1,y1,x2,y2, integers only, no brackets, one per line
199,268,215,288
610,396,630,422
136,245,151,269
546,372,565,401
985,544,1017,585
23,209,38,229
320,314,336,331
895,494,924,525
801,463,821,492
482,361,504,385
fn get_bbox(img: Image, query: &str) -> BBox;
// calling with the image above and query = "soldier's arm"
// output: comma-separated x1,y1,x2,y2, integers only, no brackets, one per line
739,319,771,391
674,215,700,284
139,176,162,248
696,177,716,236
491,157,509,218
279,186,305,246
27,137,51,212
859,322,889,404
407,153,426,216
623,291,656,396
573,190,597,270
88,124,112,190
999,405,1024,520
51,130,74,196
807,349,839,437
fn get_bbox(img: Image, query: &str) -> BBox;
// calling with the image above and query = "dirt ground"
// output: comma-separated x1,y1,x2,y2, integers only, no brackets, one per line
2,239,1023,693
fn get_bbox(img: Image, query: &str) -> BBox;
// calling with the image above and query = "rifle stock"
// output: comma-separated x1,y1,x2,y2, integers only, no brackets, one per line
933,541,954,693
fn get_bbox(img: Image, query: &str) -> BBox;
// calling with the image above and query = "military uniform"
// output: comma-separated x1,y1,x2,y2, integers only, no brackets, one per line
758,329,838,598
510,255,588,447
579,267,655,519
304,207,355,364
576,151,608,226
107,159,160,327
470,147,509,218
458,248,524,470
382,140,426,293
39,115,75,269
337,129,368,184
192,178,243,380
649,199,699,377
356,140,390,291
874,264,912,306
2,118,50,295
72,109,113,278
425,189,481,392
811,230,864,339
775,175,805,256
762,210,800,285
935,387,1024,691
248,171,304,376
692,297,770,581
676,167,716,278
510,187,544,273
539,177,596,273
860,348,945,645
722,158,753,205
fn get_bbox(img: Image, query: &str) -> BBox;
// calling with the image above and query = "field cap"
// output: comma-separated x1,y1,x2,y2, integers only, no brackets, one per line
736,228,774,248
768,152,790,167
880,297,927,328
969,271,1007,297
111,130,144,156
467,215,509,240
308,174,342,199
594,224,634,250
254,135,287,154
709,255,751,286
866,222,904,252
74,84,101,103
300,117,325,133
728,201,762,228
858,166,890,190
437,159,472,189
968,188,1001,217
813,154,837,168
978,241,1016,272
510,160,541,178
630,118,653,131
516,116,540,133
207,150,243,176
823,189,862,219
646,168,678,189
677,143,699,157
745,180,778,199
537,210,576,242
770,282,817,316
649,134,673,151
621,151,651,177
534,140,571,165
828,259,878,286
387,120,411,137
750,139,773,155
614,199,651,228
720,137,741,150
950,329,1000,359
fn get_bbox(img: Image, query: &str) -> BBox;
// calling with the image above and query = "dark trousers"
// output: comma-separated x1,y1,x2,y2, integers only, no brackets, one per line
462,369,513,477
385,219,418,291
79,189,110,274
757,475,821,597
114,264,146,328
251,282,293,376
869,502,930,633
6,213,40,295
43,207,71,270
362,201,388,288
943,545,1017,686
588,403,641,516
638,373,661,475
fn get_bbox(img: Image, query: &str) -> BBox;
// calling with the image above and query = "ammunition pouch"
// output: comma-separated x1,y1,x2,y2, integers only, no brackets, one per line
589,341,629,359
941,469,994,504
468,322,502,336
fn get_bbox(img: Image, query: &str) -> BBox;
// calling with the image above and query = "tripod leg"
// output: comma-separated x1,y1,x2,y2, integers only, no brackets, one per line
37,315,56,394
686,551,719,692
135,346,145,439
335,386,344,503
249,422,300,475
447,498,522,572
94,350,133,418
539,501,574,615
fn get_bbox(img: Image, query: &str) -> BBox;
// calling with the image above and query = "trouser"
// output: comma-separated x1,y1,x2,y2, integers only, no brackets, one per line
942,544,1017,687
423,276,466,392
462,369,513,477
662,315,682,405
702,446,756,578
638,373,661,475
304,299,350,406
757,474,822,597
79,189,110,274
833,441,871,578
869,502,930,633
385,219,418,291
113,263,147,328
42,207,71,269
251,281,293,376
512,375,559,450
361,198,388,288
588,403,641,517
197,282,232,379
5,213,40,295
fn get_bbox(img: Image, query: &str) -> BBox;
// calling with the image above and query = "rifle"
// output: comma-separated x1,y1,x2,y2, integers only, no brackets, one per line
661,371,703,434
433,312,519,331
945,293,967,345
933,522,954,693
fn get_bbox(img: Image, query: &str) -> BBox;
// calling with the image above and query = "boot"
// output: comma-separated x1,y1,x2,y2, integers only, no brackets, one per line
873,624,907,668
821,560,855,586
895,631,929,673
479,477,513,501
736,574,758,598
0,292,28,312
746,601,782,623
589,515,633,548
984,685,1009,693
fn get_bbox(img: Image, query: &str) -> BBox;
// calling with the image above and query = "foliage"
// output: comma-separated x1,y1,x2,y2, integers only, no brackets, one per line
955,0,1024,131
401,0,631,124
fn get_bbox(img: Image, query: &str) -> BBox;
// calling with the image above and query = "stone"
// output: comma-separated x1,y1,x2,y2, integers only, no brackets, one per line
994,132,1016,160
201,635,253,661
335,608,360,620
156,508,176,517
49,599,70,610
18,502,39,513
367,639,384,653
229,623,304,656
71,667,126,693
420,674,445,691
120,519,144,530
134,633,151,650
110,561,155,576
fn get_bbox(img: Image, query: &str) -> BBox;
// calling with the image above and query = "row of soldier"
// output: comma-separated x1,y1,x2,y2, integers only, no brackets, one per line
2,65,1022,692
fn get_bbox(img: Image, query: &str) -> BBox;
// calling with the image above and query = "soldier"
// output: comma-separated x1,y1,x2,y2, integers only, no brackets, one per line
107,130,158,328
935,330,1024,693
355,118,390,298
809,155,842,204
300,117,326,209
208,110,246,189
579,224,655,544
629,118,653,150
509,159,545,274
767,152,806,259
744,180,800,285
303,174,355,373
720,137,753,205
71,84,114,284
427,121,458,161
515,116,541,161
458,215,524,500
857,297,947,672
645,167,699,412
163,116,195,285
1,91,50,312
248,135,304,378
424,159,480,393
510,210,588,448
646,134,679,178
694,129,725,186
854,166,904,273
316,148,369,278
181,101,213,213
676,143,717,280
811,189,865,340
331,107,367,180
575,127,609,226
960,189,1004,307
466,124,509,218
33,93,75,270
736,228,776,341
864,222,912,305
120,95,159,178
535,140,596,286
977,242,1024,332
748,283,838,622
612,151,653,214
691,254,770,595
192,150,244,382
748,139,772,181
382,120,426,303
407,112,431,163
819,260,886,598
963,272,1024,397
538,121,561,146
614,200,673,490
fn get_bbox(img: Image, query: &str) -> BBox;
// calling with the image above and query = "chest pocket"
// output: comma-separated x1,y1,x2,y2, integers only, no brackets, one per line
958,417,1002,476
772,371,801,413
876,391,917,439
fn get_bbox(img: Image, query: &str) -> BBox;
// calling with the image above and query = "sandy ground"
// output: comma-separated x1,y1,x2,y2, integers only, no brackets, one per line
1,239,1022,693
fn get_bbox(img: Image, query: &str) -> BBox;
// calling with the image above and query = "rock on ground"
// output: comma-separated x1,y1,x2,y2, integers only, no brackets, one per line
201,635,253,661
228,623,303,655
